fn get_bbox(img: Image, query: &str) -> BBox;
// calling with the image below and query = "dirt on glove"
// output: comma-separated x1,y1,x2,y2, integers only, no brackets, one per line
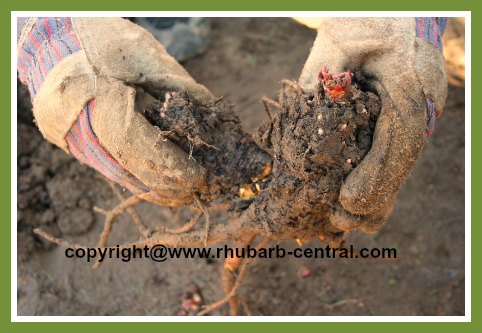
144,70,381,243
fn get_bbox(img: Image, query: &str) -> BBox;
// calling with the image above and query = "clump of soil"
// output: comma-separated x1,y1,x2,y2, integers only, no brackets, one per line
144,92,272,203
144,70,380,243
247,72,380,242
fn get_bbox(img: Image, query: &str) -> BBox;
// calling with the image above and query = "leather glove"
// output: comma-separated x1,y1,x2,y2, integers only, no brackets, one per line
299,18,448,232
17,17,214,206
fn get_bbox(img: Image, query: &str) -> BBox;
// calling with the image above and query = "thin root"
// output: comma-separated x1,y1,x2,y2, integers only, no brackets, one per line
33,228,86,249
154,130,175,146
322,298,363,310
93,206,109,215
197,257,250,316
261,96,283,121
239,299,252,316
34,219,247,255
194,195,210,246
107,182,151,238
198,238,268,316
223,234,256,315
156,210,203,234
187,134,220,151
281,79,303,96
93,194,142,269
188,141,196,161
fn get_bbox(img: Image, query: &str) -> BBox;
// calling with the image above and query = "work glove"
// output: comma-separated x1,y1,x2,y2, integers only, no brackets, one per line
299,18,448,232
17,17,214,206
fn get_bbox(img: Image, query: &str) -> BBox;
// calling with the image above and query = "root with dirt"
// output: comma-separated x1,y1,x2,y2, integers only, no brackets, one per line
35,67,381,315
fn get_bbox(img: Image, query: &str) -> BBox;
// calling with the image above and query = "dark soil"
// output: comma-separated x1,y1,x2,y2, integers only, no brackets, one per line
245,76,380,241
17,17,465,316
144,72,380,243
144,92,271,204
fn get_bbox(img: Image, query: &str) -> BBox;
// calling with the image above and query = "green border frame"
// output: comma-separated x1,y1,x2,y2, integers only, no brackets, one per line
1,0,476,332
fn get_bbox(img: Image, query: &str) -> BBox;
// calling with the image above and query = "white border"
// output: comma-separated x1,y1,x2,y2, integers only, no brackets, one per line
11,11,471,323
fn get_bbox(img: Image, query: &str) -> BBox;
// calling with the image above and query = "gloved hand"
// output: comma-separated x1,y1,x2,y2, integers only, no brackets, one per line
17,17,214,206
299,18,448,232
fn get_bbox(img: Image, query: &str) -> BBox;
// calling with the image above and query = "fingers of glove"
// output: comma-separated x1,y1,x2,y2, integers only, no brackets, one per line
63,102,194,207
339,80,427,215
299,18,401,92
72,17,214,105
299,26,349,91
65,100,151,195
89,77,208,205
30,45,206,206
329,197,395,233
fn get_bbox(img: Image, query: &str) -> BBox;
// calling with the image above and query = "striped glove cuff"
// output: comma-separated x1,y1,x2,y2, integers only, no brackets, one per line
17,17,151,194
416,17,448,136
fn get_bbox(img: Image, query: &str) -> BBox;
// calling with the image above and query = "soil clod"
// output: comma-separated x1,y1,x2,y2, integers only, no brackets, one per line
145,70,381,243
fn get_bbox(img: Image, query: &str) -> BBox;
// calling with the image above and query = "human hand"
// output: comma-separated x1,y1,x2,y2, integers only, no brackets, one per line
299,18,448,231
17,17,214,206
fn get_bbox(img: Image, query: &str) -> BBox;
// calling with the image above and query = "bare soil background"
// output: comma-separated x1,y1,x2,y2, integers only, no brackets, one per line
17,17,465,316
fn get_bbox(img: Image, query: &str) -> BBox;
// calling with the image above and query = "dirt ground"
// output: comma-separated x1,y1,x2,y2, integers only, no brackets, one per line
16,17,465,316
